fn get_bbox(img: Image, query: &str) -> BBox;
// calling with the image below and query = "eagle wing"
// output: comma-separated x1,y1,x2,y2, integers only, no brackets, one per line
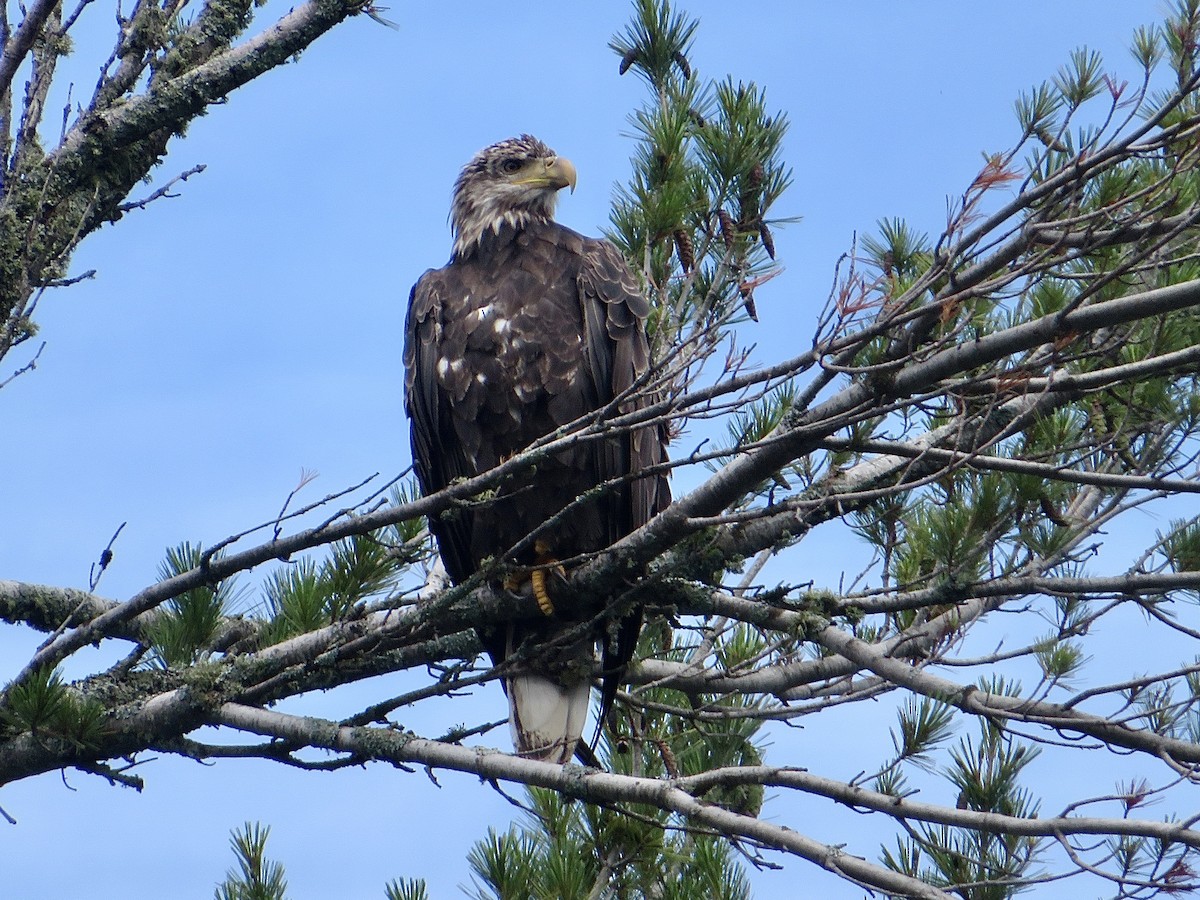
577,236,671,738
404,268,477,584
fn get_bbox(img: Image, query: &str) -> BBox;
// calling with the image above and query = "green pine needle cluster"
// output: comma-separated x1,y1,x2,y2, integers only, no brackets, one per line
0,665,106,748
882,690,1043,896
214,823,289,900
617,621,768,804
148,541,242,667
1160,517,1200,573
1119,668,1200,741
211,823,431,900
144,480,426,661
465,788,751,900
884,696,957,777
261,528,402,643
459,615,771,898
607,0,791,347
384,878,431,900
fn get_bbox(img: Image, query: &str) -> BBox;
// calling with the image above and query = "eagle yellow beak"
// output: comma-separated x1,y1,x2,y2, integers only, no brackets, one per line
517,156,577,193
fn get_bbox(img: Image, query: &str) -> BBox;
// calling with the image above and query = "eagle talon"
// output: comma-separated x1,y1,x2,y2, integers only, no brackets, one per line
505,560,563,616
531,539,565,617
531,567,555,616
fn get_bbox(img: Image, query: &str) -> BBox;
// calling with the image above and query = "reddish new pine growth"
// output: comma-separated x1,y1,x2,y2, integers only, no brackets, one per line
969,154,1021,194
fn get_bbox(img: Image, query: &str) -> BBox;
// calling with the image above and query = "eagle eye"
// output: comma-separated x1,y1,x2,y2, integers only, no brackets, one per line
499,158,524,175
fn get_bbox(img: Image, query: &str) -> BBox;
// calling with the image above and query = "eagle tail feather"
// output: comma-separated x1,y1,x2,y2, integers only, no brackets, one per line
507,672,589,764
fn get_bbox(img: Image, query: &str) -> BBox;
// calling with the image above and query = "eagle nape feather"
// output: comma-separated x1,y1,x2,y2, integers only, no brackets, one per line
403,134,670,764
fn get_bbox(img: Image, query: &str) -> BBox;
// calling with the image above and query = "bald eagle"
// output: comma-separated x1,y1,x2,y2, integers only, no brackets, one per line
404,135,670,763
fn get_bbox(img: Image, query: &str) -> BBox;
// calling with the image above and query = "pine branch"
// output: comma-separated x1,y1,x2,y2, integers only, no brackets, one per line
213,702,957,900
817,626,1200,770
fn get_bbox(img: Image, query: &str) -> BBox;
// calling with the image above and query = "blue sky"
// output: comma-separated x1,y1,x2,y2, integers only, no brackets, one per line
0,2,1170,897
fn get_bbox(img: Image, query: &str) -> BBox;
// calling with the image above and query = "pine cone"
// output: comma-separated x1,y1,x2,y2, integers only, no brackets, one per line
758,221,775,260
739,282,759,321
717,209,736,251
672,50,692,80
674,228,695,272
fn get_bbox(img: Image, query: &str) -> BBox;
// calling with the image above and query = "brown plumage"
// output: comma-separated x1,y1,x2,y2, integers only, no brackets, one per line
403,135,670,763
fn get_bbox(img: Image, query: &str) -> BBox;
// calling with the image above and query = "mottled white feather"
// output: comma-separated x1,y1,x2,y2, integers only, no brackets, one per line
507,673,590,765
449,135,563,259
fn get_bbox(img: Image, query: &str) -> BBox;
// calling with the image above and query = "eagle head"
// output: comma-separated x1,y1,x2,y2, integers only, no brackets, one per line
449,134,578,259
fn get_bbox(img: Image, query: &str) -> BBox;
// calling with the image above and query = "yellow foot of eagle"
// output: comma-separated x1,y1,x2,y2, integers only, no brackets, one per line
504,539,565,617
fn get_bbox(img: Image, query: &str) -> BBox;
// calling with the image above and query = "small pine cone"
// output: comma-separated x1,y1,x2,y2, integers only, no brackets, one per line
655,739,679,777
674,228,695,272
1039,493,1072,527
688,107,707,128
717,209,736,251
672,50,692,80
1034,126,1069,153
748,162,765,188
738,191,759,227
739,282,759,322
619,47,639,75
880,249,895,277
758,221,776,260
